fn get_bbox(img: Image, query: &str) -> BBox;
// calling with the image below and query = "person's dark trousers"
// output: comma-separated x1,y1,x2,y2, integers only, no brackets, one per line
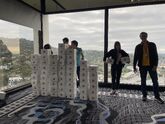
77,66,80,87
139,66,160,98
111,65,123,90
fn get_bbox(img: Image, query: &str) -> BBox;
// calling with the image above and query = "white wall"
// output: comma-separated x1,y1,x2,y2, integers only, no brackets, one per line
43,15,49,45
0,0,50,54
0,0,41,30
33,29,39,54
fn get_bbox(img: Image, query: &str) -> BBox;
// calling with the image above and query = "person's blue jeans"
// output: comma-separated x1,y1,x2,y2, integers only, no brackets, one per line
139,66,160,98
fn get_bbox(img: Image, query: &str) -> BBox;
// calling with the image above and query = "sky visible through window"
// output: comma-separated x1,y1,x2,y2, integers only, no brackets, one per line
0,20,33,41
49,4,165,54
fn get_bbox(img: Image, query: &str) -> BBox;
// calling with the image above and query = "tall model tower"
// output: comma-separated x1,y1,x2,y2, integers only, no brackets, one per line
80,60,89,100
66,48,77,98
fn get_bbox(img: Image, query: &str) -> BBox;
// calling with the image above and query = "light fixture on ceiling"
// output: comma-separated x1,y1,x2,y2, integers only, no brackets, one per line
131,0,141,2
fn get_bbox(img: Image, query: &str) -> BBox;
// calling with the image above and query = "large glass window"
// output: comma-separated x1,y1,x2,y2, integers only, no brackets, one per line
49,10,104,82
0,20,34,90
109,4,165,86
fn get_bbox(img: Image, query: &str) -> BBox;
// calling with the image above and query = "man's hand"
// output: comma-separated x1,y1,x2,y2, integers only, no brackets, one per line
152,66,157,71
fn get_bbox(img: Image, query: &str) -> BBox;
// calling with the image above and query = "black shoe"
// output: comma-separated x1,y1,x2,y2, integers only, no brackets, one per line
142,96,147,101
110,91,118,95
155,97,164,104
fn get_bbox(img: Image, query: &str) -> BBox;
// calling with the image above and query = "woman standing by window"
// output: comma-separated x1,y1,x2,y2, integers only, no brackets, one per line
103,41,130,95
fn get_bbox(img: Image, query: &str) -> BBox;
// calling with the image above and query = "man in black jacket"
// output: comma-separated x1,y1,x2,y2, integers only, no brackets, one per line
133,32,164,104
103,41,129,95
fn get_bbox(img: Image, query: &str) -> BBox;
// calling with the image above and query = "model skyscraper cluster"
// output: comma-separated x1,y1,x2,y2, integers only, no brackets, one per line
31,43,98,101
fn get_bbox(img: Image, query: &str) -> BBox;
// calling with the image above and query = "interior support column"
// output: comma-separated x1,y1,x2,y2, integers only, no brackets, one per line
39,0,46,53
104,9,109,83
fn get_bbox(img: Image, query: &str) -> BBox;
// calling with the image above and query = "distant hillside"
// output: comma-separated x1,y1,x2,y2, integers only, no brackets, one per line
19,38,34,56
48,47,165,67
0,37,33,55
0,40,12,64
0,37,19,54
159,53,165,58
51,48,104,62
83,50,104,64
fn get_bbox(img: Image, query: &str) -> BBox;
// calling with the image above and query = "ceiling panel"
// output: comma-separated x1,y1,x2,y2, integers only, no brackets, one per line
22,0,41,11
46,0,63,12
19,0,165,14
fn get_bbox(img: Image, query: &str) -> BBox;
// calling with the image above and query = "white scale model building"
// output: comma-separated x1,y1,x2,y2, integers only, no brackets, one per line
31,44,98,101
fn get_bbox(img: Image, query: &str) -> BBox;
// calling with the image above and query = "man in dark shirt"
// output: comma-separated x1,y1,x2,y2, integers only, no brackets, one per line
133,32,164,104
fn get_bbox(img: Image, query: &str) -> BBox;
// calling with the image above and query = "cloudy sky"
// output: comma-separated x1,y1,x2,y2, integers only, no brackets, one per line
49,4,165,53
0,20,33,40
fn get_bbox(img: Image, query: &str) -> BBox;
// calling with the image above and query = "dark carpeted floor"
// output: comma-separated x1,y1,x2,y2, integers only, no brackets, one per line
99,88,165,124
0,87,165,124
